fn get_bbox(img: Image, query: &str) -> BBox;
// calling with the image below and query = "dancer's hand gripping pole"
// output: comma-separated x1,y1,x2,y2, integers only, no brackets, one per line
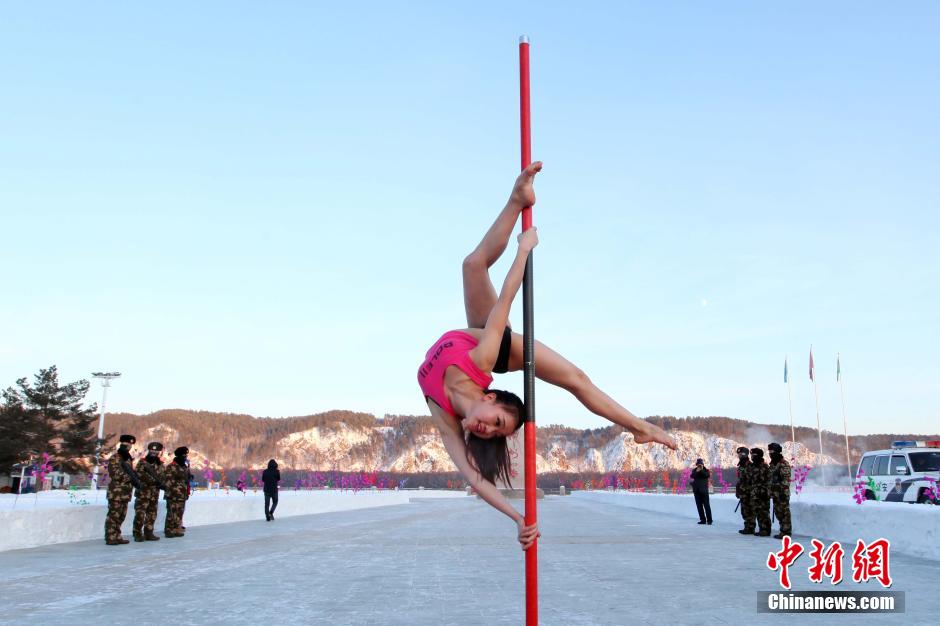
519,34,538,626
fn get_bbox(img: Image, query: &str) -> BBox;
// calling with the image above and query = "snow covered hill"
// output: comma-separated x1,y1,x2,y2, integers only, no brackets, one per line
130,421,836,471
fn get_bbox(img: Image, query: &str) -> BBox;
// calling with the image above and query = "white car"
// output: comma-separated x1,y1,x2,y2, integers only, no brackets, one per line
855,441,940,504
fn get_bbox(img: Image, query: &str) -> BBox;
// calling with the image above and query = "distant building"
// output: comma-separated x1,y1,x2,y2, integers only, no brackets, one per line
45,471,71,489
3,466,71,492
8,464,36,493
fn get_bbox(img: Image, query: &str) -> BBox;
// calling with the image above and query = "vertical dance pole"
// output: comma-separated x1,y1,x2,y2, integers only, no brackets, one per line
518,34,538,626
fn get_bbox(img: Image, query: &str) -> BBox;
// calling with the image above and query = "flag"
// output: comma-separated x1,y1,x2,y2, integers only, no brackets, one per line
837,353,841,382
784,357,788,383
809,346,815,381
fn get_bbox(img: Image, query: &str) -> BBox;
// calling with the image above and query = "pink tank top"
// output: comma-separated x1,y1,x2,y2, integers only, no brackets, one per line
417,330,493,417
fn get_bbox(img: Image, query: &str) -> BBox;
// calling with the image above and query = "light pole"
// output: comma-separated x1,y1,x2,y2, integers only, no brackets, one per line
91,372,121,490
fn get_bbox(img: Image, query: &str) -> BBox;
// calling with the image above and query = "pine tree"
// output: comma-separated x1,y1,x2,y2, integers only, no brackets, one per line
0,366,99,473
0,388,42,470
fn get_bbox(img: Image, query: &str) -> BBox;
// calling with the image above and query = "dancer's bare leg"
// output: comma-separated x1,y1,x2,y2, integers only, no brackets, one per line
463,162,542,328
504,332,676,449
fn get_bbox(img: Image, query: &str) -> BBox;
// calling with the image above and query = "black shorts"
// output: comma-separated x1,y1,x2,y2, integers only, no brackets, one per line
493,327,513,374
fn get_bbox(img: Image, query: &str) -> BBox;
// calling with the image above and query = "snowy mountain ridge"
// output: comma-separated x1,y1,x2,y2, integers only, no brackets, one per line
133,421,835,472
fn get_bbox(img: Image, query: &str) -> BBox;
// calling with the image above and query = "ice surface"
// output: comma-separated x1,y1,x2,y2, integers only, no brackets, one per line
0,495,935,625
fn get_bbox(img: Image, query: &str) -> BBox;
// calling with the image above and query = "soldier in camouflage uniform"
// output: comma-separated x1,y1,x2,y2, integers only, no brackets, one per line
105,434,141,545
133,442,167,542
748,447,772,537
164,446,191,538
735,446,755,534
768,442,792,539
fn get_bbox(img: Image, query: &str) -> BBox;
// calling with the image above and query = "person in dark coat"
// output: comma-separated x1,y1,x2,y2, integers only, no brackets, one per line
736,446,754,534
105,434,142,545
262,459,281,521
164,447,191,538
132,441,166,542
748,447,772,537
690,458,713,525
768,442,792,539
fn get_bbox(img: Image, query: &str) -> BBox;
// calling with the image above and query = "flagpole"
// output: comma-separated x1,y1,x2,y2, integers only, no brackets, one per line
786,356,795,458
811,345,825,486
838,353,852,484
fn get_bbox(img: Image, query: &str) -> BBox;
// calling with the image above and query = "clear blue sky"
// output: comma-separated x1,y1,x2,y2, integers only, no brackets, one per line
2,2,937,436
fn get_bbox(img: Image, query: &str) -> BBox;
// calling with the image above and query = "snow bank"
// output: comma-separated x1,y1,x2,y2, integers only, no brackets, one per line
0,489,466,552
575,490,940,561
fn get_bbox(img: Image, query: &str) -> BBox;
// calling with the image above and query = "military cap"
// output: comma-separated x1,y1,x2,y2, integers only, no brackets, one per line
119,434,136,444
147,442,164,452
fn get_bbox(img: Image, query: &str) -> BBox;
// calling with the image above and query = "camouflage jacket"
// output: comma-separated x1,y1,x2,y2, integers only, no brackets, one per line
134,458,165,499
107,451,139,501
735,461,751,498
769,458,791,499
163,461,191,502
746,461,771,500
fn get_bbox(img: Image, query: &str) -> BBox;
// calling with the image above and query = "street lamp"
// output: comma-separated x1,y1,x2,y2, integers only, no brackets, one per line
91,372,121,490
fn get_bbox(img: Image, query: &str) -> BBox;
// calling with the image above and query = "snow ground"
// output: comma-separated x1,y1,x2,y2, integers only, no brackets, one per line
0,495,935,625
0,488,464,551
0,486,462,512
578,489,940,561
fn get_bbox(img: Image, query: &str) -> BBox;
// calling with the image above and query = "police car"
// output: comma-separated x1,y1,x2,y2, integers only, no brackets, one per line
855,441,940,504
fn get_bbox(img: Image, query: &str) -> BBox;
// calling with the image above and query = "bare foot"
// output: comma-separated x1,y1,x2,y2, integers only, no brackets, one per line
633,421,677,450
510,161,542,208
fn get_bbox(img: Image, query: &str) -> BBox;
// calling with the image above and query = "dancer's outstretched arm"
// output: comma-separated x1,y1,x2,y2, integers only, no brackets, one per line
470,228,538,372
433,409,539,550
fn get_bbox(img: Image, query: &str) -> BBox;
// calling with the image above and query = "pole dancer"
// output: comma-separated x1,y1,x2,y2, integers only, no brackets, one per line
415,38,675,557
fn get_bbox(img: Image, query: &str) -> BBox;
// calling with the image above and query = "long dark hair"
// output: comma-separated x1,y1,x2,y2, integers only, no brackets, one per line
465,389,524,486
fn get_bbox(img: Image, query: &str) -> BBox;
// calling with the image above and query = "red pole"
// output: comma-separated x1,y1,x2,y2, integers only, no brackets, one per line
519,37,533,231
518,34,538,626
